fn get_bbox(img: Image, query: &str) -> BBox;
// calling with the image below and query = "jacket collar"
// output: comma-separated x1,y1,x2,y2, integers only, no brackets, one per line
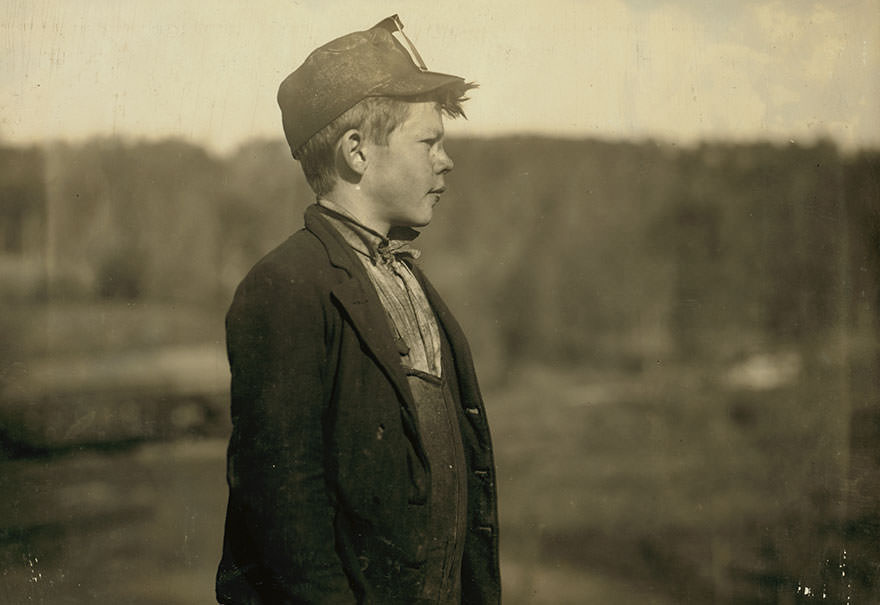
304,203,365,277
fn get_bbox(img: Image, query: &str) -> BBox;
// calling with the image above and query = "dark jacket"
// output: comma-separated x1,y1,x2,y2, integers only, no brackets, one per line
216,205,500,604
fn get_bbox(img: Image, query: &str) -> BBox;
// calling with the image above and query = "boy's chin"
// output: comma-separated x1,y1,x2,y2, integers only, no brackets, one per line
399,210,434,229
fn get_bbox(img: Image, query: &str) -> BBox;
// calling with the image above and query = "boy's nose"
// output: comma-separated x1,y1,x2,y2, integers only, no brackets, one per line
435,148,454,174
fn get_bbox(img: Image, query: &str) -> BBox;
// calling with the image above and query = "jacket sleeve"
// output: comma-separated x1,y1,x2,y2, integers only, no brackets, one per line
224,264,355,604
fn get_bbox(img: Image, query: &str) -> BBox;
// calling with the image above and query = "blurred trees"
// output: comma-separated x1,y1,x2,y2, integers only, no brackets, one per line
0,146,45,258
430,137,878,370
1,136,877,368
42,139,221,301
30,138,312,306
649,141,852,358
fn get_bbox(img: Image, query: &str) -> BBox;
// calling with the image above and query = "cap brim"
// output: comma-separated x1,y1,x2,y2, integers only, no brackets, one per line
366,70,465,98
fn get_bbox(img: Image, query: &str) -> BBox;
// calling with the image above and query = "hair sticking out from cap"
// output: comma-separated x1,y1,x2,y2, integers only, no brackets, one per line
438,80,478,119
399,79,478,120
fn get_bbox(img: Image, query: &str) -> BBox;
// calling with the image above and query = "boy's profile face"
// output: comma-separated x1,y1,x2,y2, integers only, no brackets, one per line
360,101,454,231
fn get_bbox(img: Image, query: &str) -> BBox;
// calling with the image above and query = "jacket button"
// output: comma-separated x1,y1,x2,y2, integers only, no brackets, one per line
466,407,480,416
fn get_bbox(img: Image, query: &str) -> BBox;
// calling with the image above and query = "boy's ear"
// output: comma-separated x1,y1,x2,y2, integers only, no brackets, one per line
338,129,367,176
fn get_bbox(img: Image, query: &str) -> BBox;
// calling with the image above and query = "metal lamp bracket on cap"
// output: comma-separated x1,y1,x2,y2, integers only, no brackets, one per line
374,14,429,71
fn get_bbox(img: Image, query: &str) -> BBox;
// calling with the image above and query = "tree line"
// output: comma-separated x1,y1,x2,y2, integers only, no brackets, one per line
1,136,877,368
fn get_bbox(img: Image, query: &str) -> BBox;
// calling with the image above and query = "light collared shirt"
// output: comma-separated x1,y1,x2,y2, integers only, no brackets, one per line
317,199,443,378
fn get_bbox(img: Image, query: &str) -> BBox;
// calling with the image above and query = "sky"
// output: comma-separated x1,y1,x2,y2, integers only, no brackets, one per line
2,0,878,152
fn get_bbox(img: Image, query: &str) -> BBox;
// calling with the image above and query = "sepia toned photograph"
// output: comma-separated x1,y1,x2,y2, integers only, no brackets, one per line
1,1,878,603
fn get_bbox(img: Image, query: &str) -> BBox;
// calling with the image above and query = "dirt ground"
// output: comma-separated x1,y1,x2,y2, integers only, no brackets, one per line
0,437,673,605
0,363,875,604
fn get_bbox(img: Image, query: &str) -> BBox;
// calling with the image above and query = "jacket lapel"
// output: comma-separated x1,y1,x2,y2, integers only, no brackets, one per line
329,277,413,401
304,207,424,448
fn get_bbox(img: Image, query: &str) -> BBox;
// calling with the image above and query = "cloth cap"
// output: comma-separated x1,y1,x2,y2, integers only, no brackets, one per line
278,15,466,156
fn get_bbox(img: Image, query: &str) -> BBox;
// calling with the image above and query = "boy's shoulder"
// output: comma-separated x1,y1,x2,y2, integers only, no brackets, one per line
247,225,324,276
230,224,341,310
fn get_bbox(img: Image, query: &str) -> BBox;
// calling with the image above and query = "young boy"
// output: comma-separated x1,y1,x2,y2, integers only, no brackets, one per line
216,16,500,604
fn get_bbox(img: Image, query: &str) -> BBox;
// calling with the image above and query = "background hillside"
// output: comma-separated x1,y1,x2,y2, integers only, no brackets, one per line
0,136,878,603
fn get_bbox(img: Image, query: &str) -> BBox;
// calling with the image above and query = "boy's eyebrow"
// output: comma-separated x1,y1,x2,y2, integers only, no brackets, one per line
415,127,444,140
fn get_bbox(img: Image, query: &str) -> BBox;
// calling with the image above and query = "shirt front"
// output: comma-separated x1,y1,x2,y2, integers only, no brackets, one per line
316,198,443,378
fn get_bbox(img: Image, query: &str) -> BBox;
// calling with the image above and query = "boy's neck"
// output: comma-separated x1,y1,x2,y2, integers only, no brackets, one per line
322,186,391,236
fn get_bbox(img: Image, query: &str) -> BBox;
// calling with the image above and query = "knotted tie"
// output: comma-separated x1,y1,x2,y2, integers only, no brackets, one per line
376,238,421,264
